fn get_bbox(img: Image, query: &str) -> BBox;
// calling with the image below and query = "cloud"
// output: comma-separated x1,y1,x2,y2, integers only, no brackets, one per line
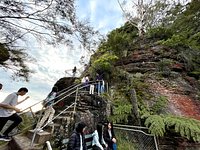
0,0,125,111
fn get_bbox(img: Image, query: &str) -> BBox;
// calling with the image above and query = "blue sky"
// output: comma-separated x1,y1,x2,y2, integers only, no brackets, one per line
0,0,125,111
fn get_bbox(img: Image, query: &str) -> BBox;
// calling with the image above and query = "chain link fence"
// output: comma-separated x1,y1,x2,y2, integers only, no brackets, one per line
114,124,158,150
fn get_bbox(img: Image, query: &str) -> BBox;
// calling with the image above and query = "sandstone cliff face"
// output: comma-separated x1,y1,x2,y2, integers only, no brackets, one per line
115,44,200,121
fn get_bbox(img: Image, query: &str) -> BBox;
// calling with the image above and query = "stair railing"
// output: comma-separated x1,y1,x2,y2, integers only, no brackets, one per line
19,80,105,116
30,102,75,147
46,141,53,150
17,81,107,148
30,84,86,147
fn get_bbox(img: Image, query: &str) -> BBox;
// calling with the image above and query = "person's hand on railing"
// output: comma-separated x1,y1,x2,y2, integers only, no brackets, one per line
14,107,21,113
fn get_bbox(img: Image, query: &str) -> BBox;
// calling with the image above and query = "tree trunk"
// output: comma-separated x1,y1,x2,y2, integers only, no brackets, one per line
130,89,141,126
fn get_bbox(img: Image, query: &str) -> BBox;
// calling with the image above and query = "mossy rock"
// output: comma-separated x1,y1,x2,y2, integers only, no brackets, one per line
0,43,10,63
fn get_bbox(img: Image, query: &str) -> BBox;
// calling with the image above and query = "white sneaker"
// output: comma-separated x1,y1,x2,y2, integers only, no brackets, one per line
34,128,43,133
48,121,54,125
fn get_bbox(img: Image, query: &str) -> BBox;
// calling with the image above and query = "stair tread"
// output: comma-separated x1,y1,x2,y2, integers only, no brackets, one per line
12,134,41,150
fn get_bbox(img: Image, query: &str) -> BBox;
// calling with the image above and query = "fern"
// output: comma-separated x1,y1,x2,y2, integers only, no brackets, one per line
144,115,165,136
144,115,200,142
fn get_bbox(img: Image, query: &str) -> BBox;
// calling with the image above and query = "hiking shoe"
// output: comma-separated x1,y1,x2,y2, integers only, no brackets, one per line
48,121,54,125
0,135,11,142
33,128,44,133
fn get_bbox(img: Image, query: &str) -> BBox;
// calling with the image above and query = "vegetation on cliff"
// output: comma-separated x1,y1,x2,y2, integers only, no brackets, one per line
86,0,200,142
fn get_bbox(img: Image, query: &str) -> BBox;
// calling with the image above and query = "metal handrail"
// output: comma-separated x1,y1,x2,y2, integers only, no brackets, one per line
46,141,52,150
18,80,106,148
19,80,103,115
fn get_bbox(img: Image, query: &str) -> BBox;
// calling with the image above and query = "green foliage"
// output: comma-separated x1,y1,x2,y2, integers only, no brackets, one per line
189,32,200,50
144,115,165,137
151,96,168,114
112,102,132,123
158,34,187,48
115,130,137,150
90,52,118,75
106,31,132,57
0,45,34,81
143,115,200,142
153,1,200,77
171,1,200,36
0,43,10,63
147,27,173,40
157,58,173,77
96,22,137,58
108,89,132,123
18,113,34,134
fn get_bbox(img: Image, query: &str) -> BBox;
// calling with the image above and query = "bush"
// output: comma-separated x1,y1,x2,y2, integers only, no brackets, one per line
147,27,173,40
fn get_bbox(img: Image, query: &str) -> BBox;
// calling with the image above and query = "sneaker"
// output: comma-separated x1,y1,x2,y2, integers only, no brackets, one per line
33,128,44,133
0,135,11,142
48,121,54,125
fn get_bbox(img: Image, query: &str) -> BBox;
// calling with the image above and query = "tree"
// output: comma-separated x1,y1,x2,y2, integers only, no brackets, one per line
0,43,33,81
0,0,98,80
117,0,190,37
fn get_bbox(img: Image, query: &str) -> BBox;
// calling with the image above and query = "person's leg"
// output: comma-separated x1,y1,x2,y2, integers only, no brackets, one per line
101,85,105,94
3,114,22,136
89,85,92,94
36,108,51,129
98,82,101,95
91,85,94,94
0,117,8,133
47,107,55,123
112,143,117,150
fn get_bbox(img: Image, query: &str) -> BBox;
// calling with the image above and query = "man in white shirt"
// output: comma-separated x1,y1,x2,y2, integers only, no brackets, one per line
0,87,29,141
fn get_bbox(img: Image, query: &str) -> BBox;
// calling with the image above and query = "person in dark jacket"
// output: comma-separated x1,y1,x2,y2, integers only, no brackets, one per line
67,121,87,150
103,122,117,150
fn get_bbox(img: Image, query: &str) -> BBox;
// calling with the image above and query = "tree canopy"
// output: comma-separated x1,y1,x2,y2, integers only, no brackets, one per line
0,0,97,81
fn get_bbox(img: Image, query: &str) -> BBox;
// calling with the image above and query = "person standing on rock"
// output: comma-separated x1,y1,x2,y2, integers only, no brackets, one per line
34,86,58,132
0,87,29,141
67,121,87,150
0,83,2,91
72,66,77,77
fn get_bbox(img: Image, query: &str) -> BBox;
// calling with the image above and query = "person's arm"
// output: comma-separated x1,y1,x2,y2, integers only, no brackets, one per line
0,103,21,112
17,96,30,104
103,130,112,144
102,136,108,148
92,131,104,150
112,129,117,143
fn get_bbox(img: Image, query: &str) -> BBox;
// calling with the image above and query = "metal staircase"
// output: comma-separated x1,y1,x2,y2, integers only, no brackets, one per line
8,81,102,150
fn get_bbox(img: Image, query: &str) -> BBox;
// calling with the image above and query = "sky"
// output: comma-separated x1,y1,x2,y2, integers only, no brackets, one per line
0,0,125,111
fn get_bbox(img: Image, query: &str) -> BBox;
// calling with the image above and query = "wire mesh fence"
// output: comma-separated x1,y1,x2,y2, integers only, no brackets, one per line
114,124,158,150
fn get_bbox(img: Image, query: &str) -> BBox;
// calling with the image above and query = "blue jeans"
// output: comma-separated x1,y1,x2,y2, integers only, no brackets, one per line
113,143,117,150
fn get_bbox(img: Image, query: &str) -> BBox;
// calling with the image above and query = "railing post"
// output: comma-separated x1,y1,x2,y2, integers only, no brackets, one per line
72,87,78,119
154,136,159,150
30,130,37,147
46,141,53,150
29,107,36,119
